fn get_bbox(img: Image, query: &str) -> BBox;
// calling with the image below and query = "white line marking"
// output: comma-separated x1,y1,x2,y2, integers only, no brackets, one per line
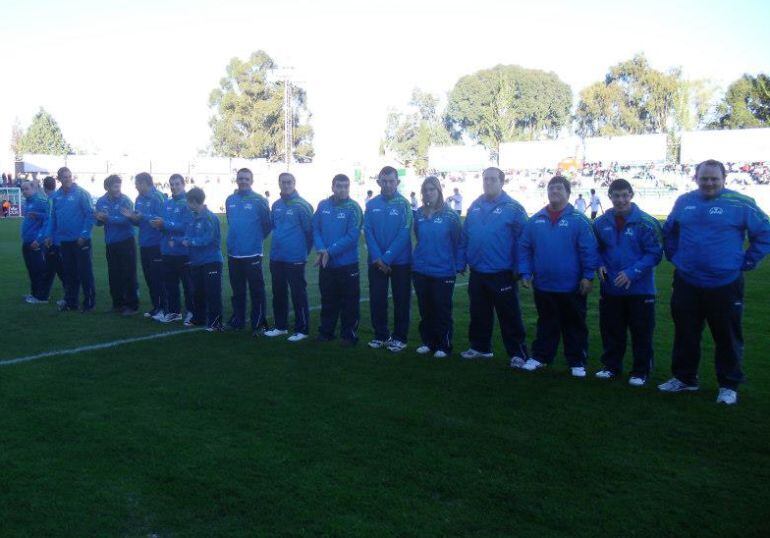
1,281,469,367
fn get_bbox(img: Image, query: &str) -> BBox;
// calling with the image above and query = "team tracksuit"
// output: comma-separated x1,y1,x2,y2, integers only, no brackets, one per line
160,193,194,318
313,196,363,343
133,188,168,314
270,191,314,334
463,191,529,358
663,188,770,390
225,189,272,331
519,204,600,367
594,203,662,378
413,204,465,353
46,184,96,310
363,192,413,343
185,206,223,328
21,193,50,301
95,193,139,311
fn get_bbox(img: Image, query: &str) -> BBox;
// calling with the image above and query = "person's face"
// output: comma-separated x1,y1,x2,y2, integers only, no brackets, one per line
58,170,72,188
696,164,725,198
108,180,122,198
21,183,34,198
547,181,569,206
378,173,399,197
187,200,203,213
236,172,253,192
482,170,503,198
332,179,350,200
609,188,633,213
170,177,185,196
422,184,440,206
279,175,296,196
135,180,151,195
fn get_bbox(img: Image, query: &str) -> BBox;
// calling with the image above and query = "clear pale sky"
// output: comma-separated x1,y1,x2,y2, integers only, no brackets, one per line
1,0,768,168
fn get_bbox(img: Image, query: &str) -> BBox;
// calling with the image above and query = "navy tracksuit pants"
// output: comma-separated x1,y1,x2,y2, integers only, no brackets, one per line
105,237,139,310
43,244,64,299
22,243,48,300
413,272,455,353
531,289,588,367
270,260,309,334
368,263,411,343
319,263,360,342
163,254,193,316
140,245,166,313
228,255,267,331
468,270,528,358
60,239,95,310
599,293,655,377
191,262,223,327
670,272,744,390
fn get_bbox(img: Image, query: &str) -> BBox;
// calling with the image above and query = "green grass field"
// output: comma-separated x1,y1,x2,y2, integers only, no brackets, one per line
0,216,768,537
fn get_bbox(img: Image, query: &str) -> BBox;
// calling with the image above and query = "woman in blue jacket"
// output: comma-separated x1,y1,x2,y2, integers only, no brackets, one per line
412,176,465,358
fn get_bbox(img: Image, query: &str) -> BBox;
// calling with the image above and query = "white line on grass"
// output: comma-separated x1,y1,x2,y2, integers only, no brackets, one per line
0,282,469,367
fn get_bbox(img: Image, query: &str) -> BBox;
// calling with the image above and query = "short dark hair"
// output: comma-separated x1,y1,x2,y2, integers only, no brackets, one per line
135,172,153,187
186,187,205,204
696,159,726,178
279,172,295,182
56,167,71,179
169,173,185,184
608,178,633,195
103,174,121,190
237,168,253,178
43,176,56,191
548,175,571,195
590,188,596,194
378,166,398,181
483,167,505,182
332,173,350,185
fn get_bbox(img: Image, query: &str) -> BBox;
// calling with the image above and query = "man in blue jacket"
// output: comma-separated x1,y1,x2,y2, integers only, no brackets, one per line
20,180,50,304
313,174,363,345
122,172,167,319
363,166,413,352
150,173,194,324
460,167,529,364
265,172,314,342
41,175,65,305
95,174,139,315
44,167,96,312
659,159,770,405
519,175,600,377
183,187,223,332
593,179,663,386
224,168,272,335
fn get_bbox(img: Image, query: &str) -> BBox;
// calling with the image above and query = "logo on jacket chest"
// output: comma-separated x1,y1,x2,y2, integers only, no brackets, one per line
389,208,400,216
558,219,568,227
493,208,502,214
708,206,724,215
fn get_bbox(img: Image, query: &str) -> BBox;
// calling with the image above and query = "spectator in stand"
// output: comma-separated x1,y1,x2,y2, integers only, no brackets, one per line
20,180,50,304
446,187,463,215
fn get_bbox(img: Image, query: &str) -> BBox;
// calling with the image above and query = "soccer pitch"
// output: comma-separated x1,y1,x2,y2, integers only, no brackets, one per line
1,217,768,537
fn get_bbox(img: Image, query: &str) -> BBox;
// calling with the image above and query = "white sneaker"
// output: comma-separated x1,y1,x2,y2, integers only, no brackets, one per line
25,296,47,304
416,345,431,355
510,356,526,369
595,369,615,379
184,312,194,325
161,313,183,323
368,339,385,349
264,328,289,337
152,310,166,322
387,339,407,352
571,367,587,378
658,377,699,392
460,349,494,360
287,332,308,342
433,350,448,359
716,387,738,405
628,376,646,387
56,299,67,308
522,358,545,371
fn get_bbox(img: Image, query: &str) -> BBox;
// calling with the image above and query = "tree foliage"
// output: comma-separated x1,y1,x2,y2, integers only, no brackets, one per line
381,89,452,174
208,50,313,160
711,74,770,129
444,65,572,155
575,54,683,137
16,108,72,156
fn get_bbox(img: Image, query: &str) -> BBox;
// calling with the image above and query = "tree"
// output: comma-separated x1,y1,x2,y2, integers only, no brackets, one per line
674,79,719,131
575,54,683,137
10,118,23,159
444,65,572,157
711,74,770,129
208,50,314,160
16,108,72,155
381,88,452,174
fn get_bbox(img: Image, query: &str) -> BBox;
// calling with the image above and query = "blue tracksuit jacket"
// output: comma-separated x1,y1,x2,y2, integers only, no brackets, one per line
133,189,167,248
519,204,600,293
21,193,49,244
312,196,363,268
225,189,271,257
185,207,223,266
413,204,465,278
160,193,191,256
363,192,413,265
46,184,95,243
95,193,134,245
270,191,313,263
663,188,770,287
463,191,528,273
594,203,662,296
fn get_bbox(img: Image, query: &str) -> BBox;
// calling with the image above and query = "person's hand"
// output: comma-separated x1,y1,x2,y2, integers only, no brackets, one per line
44,238,52,248
613,271,632,290
578,278,593,296
76,237,86,247
119,207,133,217
314,250,330,268
521,277,531,289
182,239,190,247
30,240,40,250
168,240,175,248
95,211,107,222
150,217,164,230
598,266,608,281
374,259,390,274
